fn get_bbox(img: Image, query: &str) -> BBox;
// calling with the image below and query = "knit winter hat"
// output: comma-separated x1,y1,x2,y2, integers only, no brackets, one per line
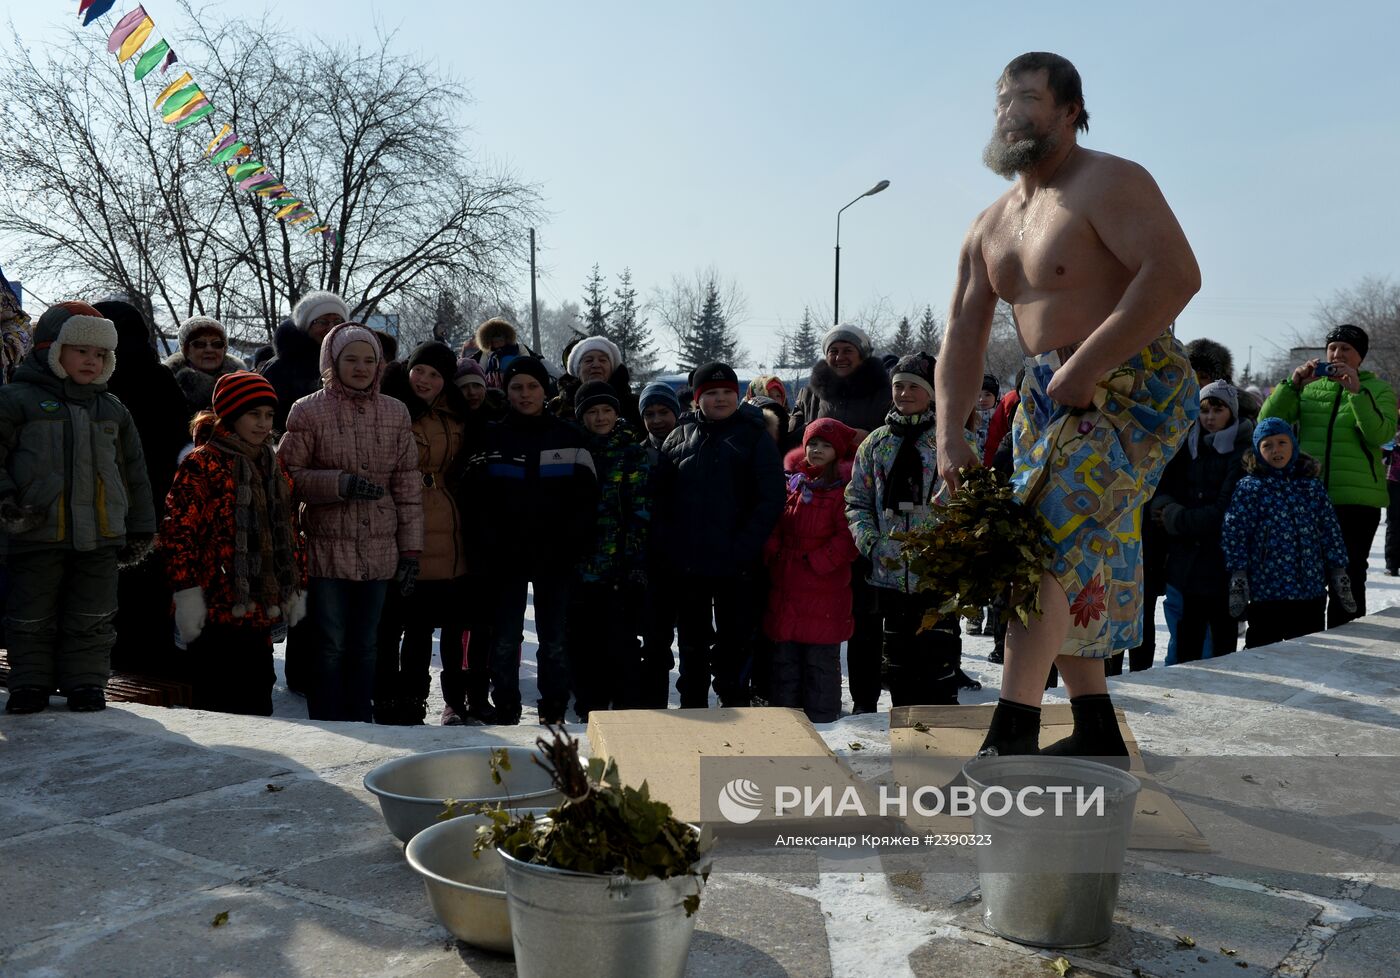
981,373,1000,397
567,335,623,378
891,352,936,399
502,355,551,391
639,381,681,416
178,315,226,355
453,357,488,389
1325,324,1369,360
1252,416,1295,453
292,291,350,332
34,301,118,383
213,370,278,425
407,340,458,384
803,417,858,460
821,323,872,359
692,361,740,397
574,379,621,419
1198,380,1238,419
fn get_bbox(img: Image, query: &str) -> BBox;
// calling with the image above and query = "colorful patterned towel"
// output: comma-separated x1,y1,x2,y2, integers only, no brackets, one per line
1011,331,1197,658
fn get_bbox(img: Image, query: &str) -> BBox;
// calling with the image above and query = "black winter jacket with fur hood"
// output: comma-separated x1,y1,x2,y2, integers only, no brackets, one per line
789,357,892,438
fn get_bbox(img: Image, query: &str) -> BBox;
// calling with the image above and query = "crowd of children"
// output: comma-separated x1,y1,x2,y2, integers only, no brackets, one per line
2,300,1394,725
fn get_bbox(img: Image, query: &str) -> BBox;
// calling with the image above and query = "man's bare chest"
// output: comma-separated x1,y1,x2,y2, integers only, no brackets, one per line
982,201,1115,300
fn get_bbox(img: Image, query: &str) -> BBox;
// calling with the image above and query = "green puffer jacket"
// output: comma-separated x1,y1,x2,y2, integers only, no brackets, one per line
0,358,156,553
1259,372,1397,507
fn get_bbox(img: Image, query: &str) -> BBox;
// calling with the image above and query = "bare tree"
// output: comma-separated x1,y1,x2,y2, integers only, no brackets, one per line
0,7,539,345
650,267,749,370
1314,275,1400,382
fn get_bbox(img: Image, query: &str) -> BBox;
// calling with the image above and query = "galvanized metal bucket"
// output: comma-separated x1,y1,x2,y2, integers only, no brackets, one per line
499,849,706,978
962,755,1141,948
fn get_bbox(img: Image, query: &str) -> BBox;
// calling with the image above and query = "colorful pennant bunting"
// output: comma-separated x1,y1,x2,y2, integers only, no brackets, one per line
83,1,331,236
80,0,117,27
133,39,170,80
106,7,149,53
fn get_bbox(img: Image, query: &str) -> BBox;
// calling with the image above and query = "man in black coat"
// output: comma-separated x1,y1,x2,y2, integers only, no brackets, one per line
654,362,784,708
258,291,349,432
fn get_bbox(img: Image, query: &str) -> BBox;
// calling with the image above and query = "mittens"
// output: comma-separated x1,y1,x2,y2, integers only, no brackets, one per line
396,556,420,597
1328,567,1357,615
117,532,154,568
1227,571,1250,620
173,587,208,644
0,497,43,534
286,591,308,627
338,473,385,500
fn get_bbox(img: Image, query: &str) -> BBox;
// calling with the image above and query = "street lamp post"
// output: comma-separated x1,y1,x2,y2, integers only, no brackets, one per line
833,179,890,325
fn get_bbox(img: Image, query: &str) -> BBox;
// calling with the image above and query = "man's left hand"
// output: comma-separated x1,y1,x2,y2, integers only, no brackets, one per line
1045,358,1100,409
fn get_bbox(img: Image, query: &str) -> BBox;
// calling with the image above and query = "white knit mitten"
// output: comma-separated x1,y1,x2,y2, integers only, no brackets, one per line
173,587,208,645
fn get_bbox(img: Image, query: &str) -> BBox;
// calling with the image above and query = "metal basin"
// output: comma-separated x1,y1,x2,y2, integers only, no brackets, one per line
363,746,562,843
404,810,549,955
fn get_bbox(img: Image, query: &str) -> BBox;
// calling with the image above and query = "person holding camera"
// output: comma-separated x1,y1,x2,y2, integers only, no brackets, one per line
1258,324,1396,627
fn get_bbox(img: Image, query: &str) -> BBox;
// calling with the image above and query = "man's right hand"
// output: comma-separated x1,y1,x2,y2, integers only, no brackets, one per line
937,436,979,494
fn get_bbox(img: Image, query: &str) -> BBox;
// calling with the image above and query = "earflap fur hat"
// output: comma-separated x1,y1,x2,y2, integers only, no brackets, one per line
292,291,349,332
34,301,118,384
178,315,227,355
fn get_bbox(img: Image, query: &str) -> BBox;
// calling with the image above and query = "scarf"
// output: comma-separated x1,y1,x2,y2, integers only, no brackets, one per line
210,433,299,618
787,462,845,504
881,407,935,514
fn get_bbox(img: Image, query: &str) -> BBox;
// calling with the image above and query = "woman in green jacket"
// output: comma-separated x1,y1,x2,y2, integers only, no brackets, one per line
1259,324,1397,626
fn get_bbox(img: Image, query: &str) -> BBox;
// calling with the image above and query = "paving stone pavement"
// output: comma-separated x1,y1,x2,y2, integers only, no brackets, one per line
1,608,1397,977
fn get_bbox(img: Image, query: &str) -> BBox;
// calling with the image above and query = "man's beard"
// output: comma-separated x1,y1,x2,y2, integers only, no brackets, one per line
982,126,1059,180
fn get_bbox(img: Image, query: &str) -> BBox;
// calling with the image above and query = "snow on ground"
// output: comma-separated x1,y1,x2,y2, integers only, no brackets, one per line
270,517,1400,727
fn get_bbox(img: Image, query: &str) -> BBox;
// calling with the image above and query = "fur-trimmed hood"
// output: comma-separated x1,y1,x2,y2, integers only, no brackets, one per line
272,319,322,365
475,317,518,352
783,446,853,482
807,355,889,402
163,348,249,412
1185,338,1234,384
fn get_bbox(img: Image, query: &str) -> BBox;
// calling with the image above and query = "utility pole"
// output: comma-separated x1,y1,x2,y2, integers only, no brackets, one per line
529,228,540,354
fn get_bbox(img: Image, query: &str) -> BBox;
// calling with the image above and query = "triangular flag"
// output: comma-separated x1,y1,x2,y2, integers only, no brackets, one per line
133,39,170,80
174,104,214,129
305,224,331,235
206,124,233,156
81,0,116,25
240,174,278,191
116,16,154,63
162,93,207,124
255,184,288,197
107,6,148,53
275,202,303,219
269,198,301,208
229,161,265,180
154,71,193,108
161,49,178,73
290,213,316,225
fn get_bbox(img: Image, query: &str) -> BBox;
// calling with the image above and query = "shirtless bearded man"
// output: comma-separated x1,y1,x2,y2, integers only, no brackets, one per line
935,52,1201,761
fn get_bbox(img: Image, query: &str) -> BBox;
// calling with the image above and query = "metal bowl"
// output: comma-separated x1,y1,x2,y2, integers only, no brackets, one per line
363,746,562,843
404,810,552,955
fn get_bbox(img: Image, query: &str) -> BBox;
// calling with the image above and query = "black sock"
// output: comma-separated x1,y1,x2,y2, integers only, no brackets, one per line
1040,693,1129,764
977,698,1042,756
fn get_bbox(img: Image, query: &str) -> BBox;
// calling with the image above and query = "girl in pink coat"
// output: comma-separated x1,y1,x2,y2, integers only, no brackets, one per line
277,322,423,721
762,418,860,723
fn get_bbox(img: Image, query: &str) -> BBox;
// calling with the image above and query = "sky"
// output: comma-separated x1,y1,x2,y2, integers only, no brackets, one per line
8,1,1400,375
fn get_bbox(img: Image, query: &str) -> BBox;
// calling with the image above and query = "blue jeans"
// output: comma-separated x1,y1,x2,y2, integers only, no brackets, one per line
491,576,571,722
307,577,389,722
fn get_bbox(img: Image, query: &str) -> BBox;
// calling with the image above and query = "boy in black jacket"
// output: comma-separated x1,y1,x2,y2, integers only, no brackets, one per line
654,362,784,708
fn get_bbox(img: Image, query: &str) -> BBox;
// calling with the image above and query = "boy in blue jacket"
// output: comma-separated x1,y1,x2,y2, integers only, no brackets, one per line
1221,417,1352,648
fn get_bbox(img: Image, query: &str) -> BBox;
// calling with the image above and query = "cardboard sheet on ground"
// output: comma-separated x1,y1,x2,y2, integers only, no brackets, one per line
587,707,875,825
890,704,1210,853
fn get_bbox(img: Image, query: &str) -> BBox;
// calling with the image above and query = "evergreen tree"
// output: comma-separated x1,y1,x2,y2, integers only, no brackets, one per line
679,279,739,371
432,292,463,344
890,315,915,357
789,307,820,365
916,305,941,355
610,267,656,377
580,264,610,337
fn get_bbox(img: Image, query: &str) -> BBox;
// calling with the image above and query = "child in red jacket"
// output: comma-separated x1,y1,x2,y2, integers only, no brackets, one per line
763,419,860,723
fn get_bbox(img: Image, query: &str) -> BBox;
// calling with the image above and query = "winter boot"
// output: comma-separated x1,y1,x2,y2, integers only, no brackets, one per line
6,686,50,714
1039,693,1130,769
66,685,106,712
